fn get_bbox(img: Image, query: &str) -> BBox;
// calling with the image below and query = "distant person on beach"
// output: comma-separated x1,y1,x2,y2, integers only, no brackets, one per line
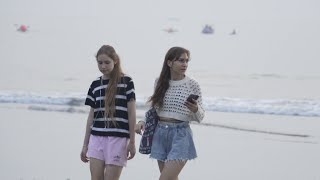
135,46,205,180
80,45,136,180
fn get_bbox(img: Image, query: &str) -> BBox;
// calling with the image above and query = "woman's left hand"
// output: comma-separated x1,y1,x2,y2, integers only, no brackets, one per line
127,141,136,160
184,99,198,113
80,146,89,163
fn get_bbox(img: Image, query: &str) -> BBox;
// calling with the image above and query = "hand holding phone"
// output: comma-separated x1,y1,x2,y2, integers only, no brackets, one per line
186,94,199,103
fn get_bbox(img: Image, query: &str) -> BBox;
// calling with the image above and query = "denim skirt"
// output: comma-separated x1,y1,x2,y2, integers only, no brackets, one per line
150,121,197,162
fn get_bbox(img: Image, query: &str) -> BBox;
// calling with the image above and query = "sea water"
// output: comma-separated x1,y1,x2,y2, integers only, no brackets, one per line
1,0,320,119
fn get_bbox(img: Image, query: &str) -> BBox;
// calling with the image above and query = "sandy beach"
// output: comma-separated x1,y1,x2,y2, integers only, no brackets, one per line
1,104,319,180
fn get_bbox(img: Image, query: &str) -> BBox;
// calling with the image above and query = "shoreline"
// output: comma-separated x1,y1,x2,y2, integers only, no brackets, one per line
1,103,319,138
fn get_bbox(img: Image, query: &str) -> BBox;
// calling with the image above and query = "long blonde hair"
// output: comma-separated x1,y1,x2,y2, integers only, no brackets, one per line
96,45,124,126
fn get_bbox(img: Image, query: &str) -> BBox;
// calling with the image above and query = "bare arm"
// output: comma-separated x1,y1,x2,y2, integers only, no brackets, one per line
83,107,94,146
135,79,158,134
127,99,136,159
80,107,94,163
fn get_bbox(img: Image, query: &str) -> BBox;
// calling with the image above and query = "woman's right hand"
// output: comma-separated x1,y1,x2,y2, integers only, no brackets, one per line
135,121,145,135
80,146,89,163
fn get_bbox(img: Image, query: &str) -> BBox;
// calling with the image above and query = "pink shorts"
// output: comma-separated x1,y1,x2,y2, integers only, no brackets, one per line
87,135,129,167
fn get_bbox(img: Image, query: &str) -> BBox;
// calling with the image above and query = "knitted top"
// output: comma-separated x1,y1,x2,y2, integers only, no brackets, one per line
151,76,205,122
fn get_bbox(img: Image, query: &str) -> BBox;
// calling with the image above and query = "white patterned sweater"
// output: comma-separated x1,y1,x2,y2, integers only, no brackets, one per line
153,76,205,123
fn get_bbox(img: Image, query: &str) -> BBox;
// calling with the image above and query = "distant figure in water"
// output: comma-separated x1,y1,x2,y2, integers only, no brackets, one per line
163,27,178,33
202,24,214,34
16,24,29,32
230,29,237,35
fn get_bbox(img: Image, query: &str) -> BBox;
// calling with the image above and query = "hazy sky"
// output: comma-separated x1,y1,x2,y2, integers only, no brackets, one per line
1,0,320,75
1,0,320,20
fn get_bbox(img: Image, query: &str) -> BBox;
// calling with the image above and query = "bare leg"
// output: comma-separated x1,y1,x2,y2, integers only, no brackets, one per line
159,160,187,180
90,158,105,180
157,160,165,172
104,164,123,180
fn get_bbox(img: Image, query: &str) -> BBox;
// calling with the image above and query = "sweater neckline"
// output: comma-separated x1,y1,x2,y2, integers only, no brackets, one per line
169,76,189,86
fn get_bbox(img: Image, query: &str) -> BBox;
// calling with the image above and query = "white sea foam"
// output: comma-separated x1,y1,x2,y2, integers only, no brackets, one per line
1,91,319,117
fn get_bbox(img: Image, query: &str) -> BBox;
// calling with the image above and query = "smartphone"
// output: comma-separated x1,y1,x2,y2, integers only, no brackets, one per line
186,94,199,103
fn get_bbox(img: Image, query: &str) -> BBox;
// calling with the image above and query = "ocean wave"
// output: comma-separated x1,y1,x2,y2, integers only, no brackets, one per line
204,97,320,117
249,73,287,79
0,91,319,117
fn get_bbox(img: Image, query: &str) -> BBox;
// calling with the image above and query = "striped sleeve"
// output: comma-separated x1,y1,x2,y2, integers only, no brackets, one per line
125,76,135,101
85,83,95,107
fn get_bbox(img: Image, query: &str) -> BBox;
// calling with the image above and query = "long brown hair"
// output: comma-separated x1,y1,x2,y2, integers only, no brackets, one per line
96,45,124,125
149,47,190,108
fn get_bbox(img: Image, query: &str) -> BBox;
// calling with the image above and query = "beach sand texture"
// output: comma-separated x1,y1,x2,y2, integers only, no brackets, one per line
1,106,320,180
